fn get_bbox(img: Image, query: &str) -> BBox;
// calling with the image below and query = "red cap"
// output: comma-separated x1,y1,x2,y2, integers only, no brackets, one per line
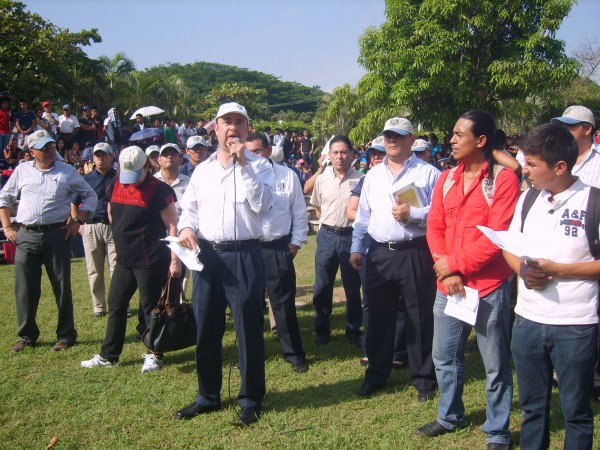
42,101,50,107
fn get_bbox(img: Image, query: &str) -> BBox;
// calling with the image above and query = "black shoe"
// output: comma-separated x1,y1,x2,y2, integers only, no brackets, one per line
346,334,362,348
174,402,220,420
233,361,240,370
93,312,106,318
415,420,452,437
593,386,600,403
315,334,330,347
291,360,309,373
236,407,260,427
487,443,511,450
356,382,383,398
417,390,436,402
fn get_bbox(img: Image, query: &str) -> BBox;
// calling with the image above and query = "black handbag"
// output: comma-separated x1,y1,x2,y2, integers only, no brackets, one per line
142,276,197,353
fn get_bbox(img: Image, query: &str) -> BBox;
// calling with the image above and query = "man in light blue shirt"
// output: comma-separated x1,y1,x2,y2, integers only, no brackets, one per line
0,130,97,353
350,117,439,401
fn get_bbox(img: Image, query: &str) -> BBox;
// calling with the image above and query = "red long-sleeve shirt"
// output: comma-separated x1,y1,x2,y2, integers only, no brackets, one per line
426,162,521,297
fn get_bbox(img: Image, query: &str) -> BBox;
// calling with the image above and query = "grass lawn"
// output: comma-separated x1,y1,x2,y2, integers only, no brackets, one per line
0,235,599,449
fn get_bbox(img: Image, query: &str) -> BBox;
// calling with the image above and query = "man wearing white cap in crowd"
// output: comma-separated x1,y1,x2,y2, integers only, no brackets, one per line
552,105,600,403
411,138,432,163
350,117,439,401
0,130,97,353
81,146,181,372
74,142,117,318
180,135,209,176
145,145,161,174
551,105,599,189
176,102,274,426
58,104,80,148
245,132,309,373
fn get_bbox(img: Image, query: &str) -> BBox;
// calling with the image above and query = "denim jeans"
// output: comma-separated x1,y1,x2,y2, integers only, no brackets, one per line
511,315,597,450
432,282,512,444
313,227,362,338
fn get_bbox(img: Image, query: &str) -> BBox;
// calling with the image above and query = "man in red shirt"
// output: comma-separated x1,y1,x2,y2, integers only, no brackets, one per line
0,94,12,152
417,110,520,450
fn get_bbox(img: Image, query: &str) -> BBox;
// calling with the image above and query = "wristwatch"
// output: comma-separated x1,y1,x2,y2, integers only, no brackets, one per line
72,217,84,224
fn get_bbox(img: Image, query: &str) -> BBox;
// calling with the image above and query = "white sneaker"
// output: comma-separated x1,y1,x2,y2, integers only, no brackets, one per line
80,354,116,368
141,353,164,373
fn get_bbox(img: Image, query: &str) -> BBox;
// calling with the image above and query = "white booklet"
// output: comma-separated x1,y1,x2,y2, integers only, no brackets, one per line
161,237,204,272
444,286,480,326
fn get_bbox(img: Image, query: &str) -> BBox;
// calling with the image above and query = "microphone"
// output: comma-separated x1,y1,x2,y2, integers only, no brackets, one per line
231,137,240,165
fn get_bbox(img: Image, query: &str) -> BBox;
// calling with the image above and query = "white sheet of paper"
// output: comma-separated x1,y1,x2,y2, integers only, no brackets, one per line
476,225,550,260
444,287,480,326
161,237,204,272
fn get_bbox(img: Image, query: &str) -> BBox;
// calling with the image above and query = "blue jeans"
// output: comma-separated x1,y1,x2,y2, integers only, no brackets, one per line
432,283,512,444
511,315,597,450
313,227,362,338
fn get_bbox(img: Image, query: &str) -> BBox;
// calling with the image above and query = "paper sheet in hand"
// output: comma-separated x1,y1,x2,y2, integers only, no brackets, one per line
392,183,423,208
444,287,479,326
476,225,549,260
161,237,204,271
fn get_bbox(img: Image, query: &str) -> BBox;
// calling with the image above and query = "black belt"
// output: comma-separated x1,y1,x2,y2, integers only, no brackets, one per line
321,224,353,236
85,218,110,225
374,236,427,251
260,234,291,248
198,239,259,251
24,222,65,232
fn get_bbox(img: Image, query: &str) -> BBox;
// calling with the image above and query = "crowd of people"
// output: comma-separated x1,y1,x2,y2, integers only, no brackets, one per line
1,93,600,448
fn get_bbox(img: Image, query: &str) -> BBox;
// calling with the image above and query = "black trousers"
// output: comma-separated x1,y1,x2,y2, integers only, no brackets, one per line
192,243,265,409
364,240,437,392
14,227,76,344
100,259,169,362
261,241,305,364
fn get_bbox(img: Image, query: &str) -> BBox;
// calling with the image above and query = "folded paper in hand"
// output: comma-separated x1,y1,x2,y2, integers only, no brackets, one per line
392,183,422,208
161,236,204,271
444,286,479,326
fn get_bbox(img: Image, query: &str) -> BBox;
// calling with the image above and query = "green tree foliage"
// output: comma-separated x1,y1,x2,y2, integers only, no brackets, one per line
0,0,103,104
141,61,323,119
355,0,579,138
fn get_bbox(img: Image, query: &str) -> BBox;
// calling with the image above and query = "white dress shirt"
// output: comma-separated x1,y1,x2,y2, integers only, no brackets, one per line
178,149,274,241
154,171,191,218
351,154,440,253
261,162,308,247
572,146,600,189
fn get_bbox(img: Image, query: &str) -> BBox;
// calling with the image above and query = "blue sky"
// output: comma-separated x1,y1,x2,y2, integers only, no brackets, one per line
24,0,599,92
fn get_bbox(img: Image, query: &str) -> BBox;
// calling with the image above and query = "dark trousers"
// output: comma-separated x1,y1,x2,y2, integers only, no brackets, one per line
261,241,305,364
358,235,407,360
100,260,169,362
193,244,265,408
364,240,437,392
14,227,77,344
313,227,362,338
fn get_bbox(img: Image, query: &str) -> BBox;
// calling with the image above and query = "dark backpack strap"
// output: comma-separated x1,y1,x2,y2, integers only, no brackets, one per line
585,186,600,260
520,188,542,232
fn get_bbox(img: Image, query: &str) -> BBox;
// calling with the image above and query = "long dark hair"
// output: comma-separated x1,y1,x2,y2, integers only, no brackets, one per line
458,109,496,179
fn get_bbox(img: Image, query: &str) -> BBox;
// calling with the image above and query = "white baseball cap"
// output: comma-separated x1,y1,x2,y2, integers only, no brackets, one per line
271,146,284,163
381,117,414,136
551,105,595,127
160,143,181,155
411,139,431,152
28,130,55,150
215,102,250,122
186,135,207,149
367,136,385,153
119,146,147,184
145,145,160,157
93,142,113,154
